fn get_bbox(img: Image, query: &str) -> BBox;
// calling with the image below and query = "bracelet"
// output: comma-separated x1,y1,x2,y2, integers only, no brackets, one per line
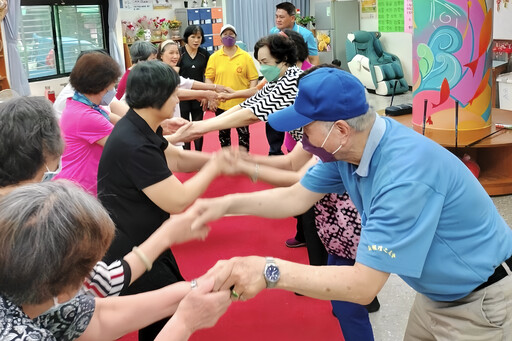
213,84,217,91
191,279,198,289
132,246,152,272
250,163,259,183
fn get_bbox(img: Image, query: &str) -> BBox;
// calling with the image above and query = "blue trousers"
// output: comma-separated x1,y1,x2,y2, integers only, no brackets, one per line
328,254,374,341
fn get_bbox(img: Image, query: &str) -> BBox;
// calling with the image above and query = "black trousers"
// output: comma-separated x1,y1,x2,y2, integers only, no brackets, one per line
123,250,184,341
298,207,328,266
215,108,250,150
265,122,285,155
180,100,204,151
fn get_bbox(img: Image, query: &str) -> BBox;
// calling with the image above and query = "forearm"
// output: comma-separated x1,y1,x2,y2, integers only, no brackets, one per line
178,88,211,101
79,282,191,341
169,149,212,173
123,224,172,284
109,113,122,125
192,80,216,91
198,107,259,133
247,145,314,172
222,183,323,218
227,87,258,100
180,161,222,202
109,99,129,117
238,160,302,187
275,259,389,304
164,144,208,171
154,316,193,341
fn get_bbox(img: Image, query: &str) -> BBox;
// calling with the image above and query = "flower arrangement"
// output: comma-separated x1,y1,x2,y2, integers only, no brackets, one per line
150,17,167,31
137,16,151,30
166,18,182,30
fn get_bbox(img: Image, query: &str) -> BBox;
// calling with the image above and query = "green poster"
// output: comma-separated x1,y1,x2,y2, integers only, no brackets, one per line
378,0,404,32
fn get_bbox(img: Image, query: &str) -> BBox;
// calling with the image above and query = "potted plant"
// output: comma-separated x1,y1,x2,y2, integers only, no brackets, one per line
296,15,315,30
167,18,182,38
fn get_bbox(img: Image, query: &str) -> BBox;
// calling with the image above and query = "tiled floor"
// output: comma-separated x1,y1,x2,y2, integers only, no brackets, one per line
365,91,512,340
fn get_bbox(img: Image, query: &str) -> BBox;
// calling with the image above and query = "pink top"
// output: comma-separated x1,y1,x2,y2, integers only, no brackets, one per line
55,99,113,196
284,60,314,151
116,69,131,100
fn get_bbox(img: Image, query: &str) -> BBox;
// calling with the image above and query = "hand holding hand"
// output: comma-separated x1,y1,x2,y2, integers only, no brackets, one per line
208,99,219,112
165,121,193,144
170,120,207,143
164,208,210,247
204,90,219,102
173,277,231,334
161,117,190,135
201,256,267,301
217,92,233,102
215,85,235,93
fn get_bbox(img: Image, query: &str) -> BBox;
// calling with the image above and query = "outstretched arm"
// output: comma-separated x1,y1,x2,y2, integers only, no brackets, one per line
189,181,325,230
203,256,389,305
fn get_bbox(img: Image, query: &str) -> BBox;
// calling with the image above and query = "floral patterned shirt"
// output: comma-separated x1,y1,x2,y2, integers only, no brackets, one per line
314,192,362,259
0,294,95,341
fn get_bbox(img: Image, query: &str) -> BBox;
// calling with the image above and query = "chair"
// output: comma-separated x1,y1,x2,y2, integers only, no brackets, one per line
346,31,408,96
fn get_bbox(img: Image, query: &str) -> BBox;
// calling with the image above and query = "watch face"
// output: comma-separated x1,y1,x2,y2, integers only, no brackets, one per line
265,264,280,282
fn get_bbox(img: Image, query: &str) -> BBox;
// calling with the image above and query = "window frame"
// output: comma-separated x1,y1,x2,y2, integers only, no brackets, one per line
20,0,109,82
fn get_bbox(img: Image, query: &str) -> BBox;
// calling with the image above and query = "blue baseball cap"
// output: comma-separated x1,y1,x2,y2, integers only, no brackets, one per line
268,68,369,132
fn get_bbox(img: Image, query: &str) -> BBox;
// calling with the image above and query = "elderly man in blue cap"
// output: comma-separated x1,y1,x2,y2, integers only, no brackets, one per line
189,66,512,340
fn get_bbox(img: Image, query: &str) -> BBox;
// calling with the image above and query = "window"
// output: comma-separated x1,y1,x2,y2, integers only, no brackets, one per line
18,0,108,81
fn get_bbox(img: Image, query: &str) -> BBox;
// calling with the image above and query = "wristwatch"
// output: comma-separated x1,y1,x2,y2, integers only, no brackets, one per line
263,257,280,288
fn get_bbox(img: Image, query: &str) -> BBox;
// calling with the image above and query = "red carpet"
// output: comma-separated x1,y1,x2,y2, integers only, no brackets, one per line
118,112,343,341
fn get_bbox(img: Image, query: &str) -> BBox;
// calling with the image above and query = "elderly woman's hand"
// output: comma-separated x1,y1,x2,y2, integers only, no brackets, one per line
214,85,235,93
171,277,231,335
161,117,190,135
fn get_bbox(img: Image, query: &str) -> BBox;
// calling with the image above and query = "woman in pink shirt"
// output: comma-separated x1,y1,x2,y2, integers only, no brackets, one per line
55,52,122,195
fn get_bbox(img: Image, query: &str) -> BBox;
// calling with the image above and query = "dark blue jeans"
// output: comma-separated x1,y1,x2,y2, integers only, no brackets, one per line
328,254,374,341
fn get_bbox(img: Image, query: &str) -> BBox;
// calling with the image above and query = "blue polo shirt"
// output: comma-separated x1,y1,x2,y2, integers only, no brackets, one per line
301,114,512,301
270,23,318,56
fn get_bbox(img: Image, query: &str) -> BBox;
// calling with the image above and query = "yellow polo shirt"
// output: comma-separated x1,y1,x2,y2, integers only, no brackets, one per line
205,46,259,110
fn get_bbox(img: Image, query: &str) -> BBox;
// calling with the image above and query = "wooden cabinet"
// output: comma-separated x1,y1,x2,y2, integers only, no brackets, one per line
0,25,10,90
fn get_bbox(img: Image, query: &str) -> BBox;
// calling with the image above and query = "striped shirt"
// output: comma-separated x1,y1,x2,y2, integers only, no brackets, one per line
240,65,303,141
80,259,130,298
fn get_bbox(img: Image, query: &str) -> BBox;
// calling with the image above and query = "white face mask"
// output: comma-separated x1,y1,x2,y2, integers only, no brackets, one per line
41,159,62,182
100,88,116,106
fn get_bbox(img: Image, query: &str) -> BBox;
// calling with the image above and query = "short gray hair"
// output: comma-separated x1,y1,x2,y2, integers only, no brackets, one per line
344,106,376,131
130,41,158,63
0,180,115,305
0,96,64,187
318,106,376,133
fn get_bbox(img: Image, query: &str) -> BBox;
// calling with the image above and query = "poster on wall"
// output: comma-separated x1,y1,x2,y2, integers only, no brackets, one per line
404,0,413,33
378,0,404,32
153,0,172,9
494,0,512,39
121,0,153,10
361,0,377,19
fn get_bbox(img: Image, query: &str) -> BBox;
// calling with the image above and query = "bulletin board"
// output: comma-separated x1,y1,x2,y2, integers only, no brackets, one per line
493,1,512,39
378,0,404,32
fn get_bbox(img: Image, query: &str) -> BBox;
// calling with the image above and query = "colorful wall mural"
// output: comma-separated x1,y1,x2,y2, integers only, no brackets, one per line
412,0,493,131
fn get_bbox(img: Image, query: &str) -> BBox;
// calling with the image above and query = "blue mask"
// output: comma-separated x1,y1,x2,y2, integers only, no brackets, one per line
41,159,62,182
100,88,116,106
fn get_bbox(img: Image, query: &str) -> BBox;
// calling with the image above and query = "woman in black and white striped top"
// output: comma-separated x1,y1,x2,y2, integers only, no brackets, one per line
177,34,304,143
